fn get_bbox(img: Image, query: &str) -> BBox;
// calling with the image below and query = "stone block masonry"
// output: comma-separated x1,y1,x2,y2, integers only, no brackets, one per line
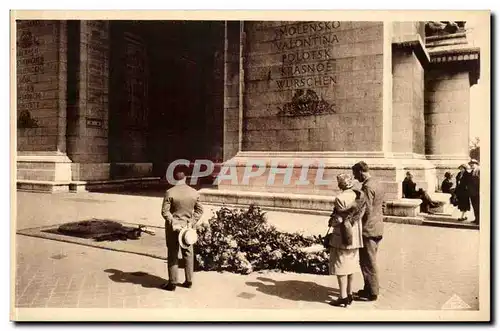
243,21,385,153
17,20,67,153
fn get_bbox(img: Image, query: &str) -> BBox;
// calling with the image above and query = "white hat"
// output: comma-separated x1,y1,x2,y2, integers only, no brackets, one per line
178,227,198,249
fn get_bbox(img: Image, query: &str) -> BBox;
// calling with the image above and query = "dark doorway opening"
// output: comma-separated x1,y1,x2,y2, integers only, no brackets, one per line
108,21,225,180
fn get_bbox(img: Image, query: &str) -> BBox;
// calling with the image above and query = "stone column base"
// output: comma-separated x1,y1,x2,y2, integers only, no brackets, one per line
71,163,111,181
199,151,442,212
110,163,153,179
426,154,471,191
213,151,402,200
17,152,73,193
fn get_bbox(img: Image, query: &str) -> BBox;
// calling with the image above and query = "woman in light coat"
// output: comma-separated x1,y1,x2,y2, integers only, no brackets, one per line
327,174,366,307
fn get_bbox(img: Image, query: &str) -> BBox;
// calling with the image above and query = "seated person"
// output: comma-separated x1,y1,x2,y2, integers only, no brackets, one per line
402,172,419,199
440,172,454,194
402,172,445,214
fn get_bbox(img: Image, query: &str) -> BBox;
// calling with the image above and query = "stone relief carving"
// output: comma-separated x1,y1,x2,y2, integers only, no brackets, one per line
18,110,39,128
17,31,40,49
278,89,335,117
425,21,466,36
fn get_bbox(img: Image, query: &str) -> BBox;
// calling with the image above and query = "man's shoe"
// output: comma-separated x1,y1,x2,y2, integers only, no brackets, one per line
182,281,192,288
355,290,378,301
328,296,350,308
161,282,176,291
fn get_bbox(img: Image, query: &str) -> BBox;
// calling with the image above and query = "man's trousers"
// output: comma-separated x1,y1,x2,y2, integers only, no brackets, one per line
165,226,194,284
359,236,382,296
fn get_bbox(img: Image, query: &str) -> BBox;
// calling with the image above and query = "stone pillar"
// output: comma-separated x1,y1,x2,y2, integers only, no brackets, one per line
66,20,111,181
202,21,408,209
108,23,152,179
222,21,242,162
391,22,438,193
16,20,72,192
424,50,480,181
392,48,425,155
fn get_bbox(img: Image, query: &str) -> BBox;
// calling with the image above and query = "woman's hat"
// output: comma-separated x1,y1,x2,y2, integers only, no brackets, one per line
458,163,470,170
178,227,198,249
337,174,354,190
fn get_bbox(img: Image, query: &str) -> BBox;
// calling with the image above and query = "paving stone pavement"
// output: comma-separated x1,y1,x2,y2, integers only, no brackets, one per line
13,191,480,311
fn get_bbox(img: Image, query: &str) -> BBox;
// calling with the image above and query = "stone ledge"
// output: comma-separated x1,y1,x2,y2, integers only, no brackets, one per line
17,154,72,163
383,215,424,225
384,198,422,217
422,218,479,230
392,33,430,67
69,177,162,192
200,188,336,212
17,180,70,193
199,191,478,230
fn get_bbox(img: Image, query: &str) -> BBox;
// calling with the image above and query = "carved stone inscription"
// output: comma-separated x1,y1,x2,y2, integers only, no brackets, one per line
85,20,109,122
16,20,57,128
272,21,340,116
124,33,148,128
273,22,339,91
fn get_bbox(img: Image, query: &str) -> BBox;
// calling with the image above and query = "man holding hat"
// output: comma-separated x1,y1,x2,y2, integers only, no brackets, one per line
161,170,204,291
469,159,480,225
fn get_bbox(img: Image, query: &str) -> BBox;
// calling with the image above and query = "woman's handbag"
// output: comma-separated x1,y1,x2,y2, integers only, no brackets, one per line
450,193,458,206
322,227,333,249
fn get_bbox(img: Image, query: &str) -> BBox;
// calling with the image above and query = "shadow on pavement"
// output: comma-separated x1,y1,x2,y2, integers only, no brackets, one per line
246,276,339,303
104,269,167,289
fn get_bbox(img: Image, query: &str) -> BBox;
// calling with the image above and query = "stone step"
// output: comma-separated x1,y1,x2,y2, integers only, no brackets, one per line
69,177,162,192
385,214,479,230
17,180,70,193
17,178,163,193
421,213,479,229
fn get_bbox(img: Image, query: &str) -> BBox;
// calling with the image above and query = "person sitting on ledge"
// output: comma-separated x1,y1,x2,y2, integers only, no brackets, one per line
440,172,454,194
402,172,419,199
402,172,444,214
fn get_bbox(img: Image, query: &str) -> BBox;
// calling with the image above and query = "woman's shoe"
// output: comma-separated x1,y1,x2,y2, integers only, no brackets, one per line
347,294,353,305
329,296,350,308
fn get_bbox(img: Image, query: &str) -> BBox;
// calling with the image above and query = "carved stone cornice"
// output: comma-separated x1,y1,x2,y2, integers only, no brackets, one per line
392,33,430,68
429,47,480,63
427,47,480,85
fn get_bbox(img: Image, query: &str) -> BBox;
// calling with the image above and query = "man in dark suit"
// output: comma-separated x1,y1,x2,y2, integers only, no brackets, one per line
352,161,384,301
161,170,204,291
469,159,480,225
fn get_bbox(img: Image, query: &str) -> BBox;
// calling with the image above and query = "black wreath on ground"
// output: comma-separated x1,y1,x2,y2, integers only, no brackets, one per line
57,219,144,241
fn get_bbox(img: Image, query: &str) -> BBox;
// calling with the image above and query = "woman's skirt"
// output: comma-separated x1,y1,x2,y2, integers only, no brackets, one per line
329,247,360,276
457,194,471,212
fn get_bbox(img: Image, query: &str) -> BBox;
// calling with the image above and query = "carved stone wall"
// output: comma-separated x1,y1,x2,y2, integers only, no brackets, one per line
109,24,149,164
17,20,67,152
243,21,384,152
67,20,110,165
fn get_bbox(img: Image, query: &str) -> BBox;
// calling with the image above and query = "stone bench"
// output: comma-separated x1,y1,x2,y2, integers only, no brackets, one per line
384,198,423,217
428,192,453,215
